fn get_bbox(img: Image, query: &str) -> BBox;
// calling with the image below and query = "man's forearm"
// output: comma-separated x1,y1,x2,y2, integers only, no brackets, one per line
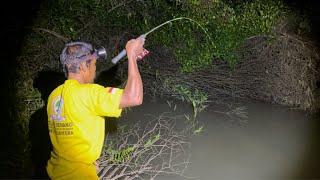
127,55,143,102
119,55,143,108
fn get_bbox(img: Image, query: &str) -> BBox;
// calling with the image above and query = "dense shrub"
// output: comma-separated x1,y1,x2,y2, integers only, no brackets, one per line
44,0,284,71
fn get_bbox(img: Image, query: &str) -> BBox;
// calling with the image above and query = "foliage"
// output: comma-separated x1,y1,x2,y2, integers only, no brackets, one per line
144,133,160,148
122,0,283,71
106,145,135,164
43,0,284,71
45,0,111,39
103,133,159,164
167,0,284,70
163,78,208,118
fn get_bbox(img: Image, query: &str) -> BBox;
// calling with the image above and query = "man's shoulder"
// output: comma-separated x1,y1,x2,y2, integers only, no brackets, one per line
80,83,107,92
47,84,64,105
70,83,106,98
83,84,124,92
49,84,64,97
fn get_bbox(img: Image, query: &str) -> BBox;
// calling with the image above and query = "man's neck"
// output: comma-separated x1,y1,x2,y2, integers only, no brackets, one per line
67,73,85,84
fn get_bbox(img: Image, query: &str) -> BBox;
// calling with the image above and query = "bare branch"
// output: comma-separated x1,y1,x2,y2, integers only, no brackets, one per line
99,114,192,179
33,28,69,42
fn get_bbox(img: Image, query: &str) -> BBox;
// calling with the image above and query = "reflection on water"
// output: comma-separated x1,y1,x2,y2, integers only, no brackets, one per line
118,97,320,180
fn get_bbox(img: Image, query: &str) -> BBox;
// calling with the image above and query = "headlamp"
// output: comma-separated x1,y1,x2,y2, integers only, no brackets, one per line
95,46,107,60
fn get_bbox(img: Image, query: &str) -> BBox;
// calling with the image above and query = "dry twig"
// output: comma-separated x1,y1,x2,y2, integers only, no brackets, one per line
98,114,193,180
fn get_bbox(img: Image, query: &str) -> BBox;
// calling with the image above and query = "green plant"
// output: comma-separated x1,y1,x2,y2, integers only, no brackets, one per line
42,0,284,71
144,134,160,148
106,146,135,164
142,0,283,71
163,78,208,118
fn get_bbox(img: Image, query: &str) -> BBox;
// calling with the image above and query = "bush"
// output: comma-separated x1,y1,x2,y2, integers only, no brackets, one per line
43,0,284,72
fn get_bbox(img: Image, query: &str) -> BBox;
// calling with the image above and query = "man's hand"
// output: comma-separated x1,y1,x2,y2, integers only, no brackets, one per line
137,49,149,60
125,37,148,61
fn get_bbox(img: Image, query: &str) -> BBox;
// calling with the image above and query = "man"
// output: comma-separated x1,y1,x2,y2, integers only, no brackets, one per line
46,37,147,179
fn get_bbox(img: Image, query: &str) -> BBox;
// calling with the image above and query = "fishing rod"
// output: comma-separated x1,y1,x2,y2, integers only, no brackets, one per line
110,17,212,64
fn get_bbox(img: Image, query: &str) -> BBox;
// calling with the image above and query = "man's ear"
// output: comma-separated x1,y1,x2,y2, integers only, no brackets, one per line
79,62,88,72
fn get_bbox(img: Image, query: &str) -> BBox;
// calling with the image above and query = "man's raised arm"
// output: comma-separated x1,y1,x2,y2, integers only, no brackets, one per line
119,37,145,108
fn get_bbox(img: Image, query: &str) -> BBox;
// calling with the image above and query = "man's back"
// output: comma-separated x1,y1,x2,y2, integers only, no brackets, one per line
46,79,123,179
47,37,145,179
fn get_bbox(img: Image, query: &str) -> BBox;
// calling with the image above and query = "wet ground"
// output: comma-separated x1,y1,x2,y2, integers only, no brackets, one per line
117,97,320,180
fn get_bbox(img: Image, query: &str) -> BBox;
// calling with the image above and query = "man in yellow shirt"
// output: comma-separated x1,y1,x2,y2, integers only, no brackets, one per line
46,37,147,179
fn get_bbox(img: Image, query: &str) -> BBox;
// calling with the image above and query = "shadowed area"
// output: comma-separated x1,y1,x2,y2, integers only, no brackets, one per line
0,0,43,177
29,71,65,178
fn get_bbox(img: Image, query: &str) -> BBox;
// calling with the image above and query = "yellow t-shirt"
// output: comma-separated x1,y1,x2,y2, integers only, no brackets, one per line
46,79,123,179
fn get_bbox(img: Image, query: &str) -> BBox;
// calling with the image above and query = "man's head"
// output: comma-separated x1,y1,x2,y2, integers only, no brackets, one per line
60,41,98,83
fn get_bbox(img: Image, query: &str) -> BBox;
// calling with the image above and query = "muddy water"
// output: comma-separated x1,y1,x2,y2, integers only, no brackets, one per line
116,97,320,180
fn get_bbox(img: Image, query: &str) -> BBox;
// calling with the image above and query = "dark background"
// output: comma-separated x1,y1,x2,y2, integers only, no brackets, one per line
0,0,43,177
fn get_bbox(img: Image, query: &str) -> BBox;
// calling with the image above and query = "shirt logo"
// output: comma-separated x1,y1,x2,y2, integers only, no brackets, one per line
51,96,66,121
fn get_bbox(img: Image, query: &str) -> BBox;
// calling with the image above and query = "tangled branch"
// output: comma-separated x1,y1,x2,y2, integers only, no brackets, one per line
98,114,192,180
139,33,319,111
